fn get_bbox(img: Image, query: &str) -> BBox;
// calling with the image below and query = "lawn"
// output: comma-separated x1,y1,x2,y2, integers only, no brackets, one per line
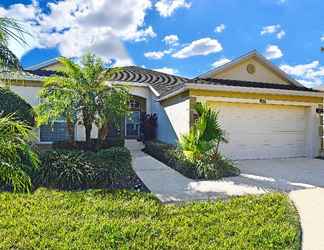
0,189,300,250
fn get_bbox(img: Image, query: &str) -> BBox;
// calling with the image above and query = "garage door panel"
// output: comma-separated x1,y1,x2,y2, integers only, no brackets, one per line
211,102,307,160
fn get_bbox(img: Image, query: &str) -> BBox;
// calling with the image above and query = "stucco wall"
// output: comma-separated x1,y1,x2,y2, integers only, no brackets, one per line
152,95,190,144
212,57,290,85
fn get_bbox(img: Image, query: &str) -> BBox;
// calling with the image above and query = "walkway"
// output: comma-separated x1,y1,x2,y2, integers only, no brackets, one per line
127,140,269,203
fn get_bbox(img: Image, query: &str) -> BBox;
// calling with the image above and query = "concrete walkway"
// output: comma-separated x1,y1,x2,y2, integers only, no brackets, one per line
289,188,324,250
127,140,270,203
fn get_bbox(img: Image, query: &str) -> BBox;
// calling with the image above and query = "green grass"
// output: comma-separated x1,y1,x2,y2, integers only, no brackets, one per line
0,189,300,250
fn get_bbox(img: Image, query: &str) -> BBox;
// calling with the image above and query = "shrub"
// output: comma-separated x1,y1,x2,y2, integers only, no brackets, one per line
142,113,158,141
94,147,133,187
179,102,227,161
0,87,34,126
35,147,134,190
144,141,240,180
144,141,198,179
0,115,39,192
36,150,96,190
195,154,240,179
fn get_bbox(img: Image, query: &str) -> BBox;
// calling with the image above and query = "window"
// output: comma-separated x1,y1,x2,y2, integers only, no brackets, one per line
40,121,70,142
128,100,140,110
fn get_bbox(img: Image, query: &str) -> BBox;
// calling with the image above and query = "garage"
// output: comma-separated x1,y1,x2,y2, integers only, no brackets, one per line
209,102,308,160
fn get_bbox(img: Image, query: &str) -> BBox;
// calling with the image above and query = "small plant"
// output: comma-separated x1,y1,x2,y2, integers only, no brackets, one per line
0,115,39,192
179,102,227,161
142,113,158,141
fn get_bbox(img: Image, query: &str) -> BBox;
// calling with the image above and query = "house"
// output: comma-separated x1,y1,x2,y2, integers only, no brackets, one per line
1,50,324,160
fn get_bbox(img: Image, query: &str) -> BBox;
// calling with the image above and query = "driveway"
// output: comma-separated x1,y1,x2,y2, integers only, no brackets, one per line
232,158,324,192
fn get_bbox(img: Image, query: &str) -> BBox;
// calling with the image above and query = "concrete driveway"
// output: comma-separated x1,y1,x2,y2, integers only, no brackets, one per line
233,158,324,192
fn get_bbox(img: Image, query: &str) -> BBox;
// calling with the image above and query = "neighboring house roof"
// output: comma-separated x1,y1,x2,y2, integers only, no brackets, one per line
25,69,59,77
26,58,61,70
0,70,42,81
199,50,304,88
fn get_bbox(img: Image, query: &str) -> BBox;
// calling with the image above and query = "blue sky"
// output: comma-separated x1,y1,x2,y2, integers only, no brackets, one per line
1,0,324,87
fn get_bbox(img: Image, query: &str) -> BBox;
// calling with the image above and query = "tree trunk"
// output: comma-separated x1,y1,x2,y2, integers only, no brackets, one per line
98,123,109,142
85,123,92,146
66,115,75,144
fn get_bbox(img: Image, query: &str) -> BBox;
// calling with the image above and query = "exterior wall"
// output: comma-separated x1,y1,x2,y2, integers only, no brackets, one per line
211,57,290,85
2,82,152,142
5,85,42,107
152,92,190,144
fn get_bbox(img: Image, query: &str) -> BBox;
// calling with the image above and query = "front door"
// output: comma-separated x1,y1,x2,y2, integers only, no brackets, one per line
125,111,140,138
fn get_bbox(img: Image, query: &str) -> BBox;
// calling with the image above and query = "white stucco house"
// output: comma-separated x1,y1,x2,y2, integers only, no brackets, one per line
2,50,324,160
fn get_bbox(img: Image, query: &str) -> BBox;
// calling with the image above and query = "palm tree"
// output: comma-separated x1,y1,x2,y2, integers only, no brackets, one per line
179,102,227,161
36,53,130,146
0,115,39,192
0,17,28,70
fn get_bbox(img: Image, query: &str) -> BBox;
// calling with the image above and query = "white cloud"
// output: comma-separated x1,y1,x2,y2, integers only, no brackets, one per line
280,61,324,87
144,51,165,60
264,45,283,60
212,58,231,68
144,48,174,60
321,35,324,42
163,34,179,46
154,67,178,75
172,37,223,59
155,0,191,17
277,30,286,39
261,24,285,39
214,24,226,33
0,0,155,66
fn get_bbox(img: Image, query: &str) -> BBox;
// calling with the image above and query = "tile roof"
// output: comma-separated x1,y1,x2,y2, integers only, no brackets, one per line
27,66,188,96
191,78,319,92
109,66,188,96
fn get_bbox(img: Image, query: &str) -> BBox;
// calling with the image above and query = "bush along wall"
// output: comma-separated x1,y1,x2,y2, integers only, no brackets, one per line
34,147,144,191
0,87,35,126
144,141,240,180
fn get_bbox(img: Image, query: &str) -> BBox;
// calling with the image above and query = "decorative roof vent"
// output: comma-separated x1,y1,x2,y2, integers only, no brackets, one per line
247,64,256,74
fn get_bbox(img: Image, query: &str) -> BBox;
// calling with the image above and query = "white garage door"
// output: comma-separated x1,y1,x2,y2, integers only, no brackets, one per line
211,102,308,160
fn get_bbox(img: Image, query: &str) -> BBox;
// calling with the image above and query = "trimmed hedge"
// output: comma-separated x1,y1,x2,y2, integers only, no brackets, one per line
0,87,34,126
34,147,137,190
144,141,240,180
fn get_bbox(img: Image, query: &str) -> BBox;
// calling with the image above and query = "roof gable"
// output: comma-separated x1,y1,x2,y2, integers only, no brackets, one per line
200,50,303,87
26,58,62,71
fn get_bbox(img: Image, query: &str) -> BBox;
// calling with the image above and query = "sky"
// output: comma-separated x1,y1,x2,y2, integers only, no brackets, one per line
1,0,324,88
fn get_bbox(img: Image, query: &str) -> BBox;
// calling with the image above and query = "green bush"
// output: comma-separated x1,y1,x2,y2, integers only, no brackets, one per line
36,150,96,190
35,147,134,190
0,116,39,193
93,147,133,187
0,87,34,126
195,154,240,179
144,141,240,180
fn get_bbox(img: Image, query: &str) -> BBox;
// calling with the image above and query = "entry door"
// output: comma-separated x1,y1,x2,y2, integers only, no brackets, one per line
125,111,140,138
